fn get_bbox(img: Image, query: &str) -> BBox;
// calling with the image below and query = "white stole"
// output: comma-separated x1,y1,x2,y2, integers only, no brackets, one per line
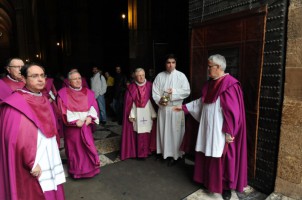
33,130,66,192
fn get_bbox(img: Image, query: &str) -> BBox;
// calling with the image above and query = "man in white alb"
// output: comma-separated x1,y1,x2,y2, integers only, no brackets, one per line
152,54,191,166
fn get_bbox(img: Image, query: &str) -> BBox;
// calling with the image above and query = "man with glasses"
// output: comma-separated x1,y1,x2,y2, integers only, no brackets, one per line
57,70,101,179
62,68,89,88
0,63,66,199
173,54,247,200
0,58,25,102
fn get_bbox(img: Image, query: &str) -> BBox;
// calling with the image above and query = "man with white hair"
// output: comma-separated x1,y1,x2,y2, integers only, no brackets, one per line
57,70,101,179
0,58,25,102
174,54,247,200
121,68,157,160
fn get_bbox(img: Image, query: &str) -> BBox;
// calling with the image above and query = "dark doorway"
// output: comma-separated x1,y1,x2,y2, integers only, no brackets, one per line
97,0,129,71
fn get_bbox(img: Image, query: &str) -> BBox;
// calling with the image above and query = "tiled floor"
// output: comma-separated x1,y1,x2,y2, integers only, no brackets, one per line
94,121,122,165
60,119,291,200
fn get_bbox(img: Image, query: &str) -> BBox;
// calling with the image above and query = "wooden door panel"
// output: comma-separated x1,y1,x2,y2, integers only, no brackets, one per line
245,16,267,40
242,42,264,111
206,20,243,45
190,46,207,98
191,29,205,47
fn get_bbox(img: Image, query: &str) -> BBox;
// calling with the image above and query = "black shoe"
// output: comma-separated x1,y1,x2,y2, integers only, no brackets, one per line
154,154,162,161
222,190,231,200
167,158,178,167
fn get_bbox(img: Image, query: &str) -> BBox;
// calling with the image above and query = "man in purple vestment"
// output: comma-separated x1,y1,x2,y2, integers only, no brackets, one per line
0,63,66,200
57,70,100,179
0,58,25,102
121,68,157,160
174,54,247,200
62,68,89,88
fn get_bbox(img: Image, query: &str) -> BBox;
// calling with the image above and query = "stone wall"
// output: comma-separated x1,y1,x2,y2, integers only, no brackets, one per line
275,0,302,199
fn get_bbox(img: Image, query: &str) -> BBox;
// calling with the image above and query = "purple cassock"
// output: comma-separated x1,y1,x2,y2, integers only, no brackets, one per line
182,74,247,193
0,90,65,200
42,78,64,140
120,81,157,160
0,76,25,102
57,86,100,178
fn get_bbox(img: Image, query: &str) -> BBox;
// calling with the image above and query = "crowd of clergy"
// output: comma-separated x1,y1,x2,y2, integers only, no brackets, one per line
0,53,247,200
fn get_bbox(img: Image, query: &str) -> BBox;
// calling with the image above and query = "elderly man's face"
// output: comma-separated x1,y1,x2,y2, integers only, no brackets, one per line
25,65,46,93
165,58,176,73
7,59,24,81
207,60,221,79
69,72,82,89
135,70,145,84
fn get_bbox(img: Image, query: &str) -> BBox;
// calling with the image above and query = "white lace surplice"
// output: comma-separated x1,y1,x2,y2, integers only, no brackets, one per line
186,97,225,158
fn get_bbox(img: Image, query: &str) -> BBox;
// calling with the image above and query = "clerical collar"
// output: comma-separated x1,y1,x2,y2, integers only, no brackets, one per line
69,85,82,91
213,73,228,80
135,79,147,86
165,69,176,74
7,74,21,82
18,89,42,96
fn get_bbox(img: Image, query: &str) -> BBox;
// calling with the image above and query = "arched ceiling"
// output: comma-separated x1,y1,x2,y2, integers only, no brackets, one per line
0,0,14,34
0,8,12,32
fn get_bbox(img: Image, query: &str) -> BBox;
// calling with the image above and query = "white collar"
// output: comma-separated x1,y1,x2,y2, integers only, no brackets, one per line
7,74,21,82
135,79,147,86
18,89,42,96
69,86,82,91
165,69,176,74
213,73,228,80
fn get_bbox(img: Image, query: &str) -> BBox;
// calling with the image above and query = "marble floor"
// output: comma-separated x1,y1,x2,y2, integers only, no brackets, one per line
60,119,291,200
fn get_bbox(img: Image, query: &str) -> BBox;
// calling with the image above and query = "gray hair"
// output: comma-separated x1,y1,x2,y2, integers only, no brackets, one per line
68,70,80,80
208,54,227,71
134,68,145,74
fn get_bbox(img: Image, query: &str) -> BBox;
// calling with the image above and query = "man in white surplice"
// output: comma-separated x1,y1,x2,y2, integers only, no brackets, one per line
152,54,190,166
173,54,248,199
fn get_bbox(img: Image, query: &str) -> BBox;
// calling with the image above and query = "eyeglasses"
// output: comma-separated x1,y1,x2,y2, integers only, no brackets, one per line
70,77,82,81
27,74,47,79
208,65,218,69
9,65,24,69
